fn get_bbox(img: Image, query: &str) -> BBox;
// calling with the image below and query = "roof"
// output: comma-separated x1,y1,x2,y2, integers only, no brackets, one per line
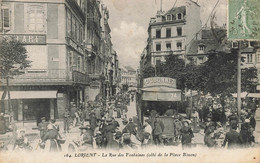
164,6,186,17
187,39,221,55
124,66,136,72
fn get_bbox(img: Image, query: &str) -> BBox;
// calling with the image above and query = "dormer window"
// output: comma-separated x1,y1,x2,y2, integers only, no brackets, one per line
167,15,171,21
198,45,206,53
176,13,183,20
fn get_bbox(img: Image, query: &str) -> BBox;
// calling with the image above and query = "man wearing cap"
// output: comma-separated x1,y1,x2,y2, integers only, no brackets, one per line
153,118,164,145
122,118,136,135
38,117,48,141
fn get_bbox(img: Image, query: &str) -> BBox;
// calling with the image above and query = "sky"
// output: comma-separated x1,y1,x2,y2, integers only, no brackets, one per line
102,0,227,69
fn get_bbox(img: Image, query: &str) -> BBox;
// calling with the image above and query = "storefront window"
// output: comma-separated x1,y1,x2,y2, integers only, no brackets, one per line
28,5,45,32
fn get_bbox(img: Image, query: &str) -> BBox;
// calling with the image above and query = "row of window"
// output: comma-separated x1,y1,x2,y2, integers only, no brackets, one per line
166,13,183,21
1,5,45,32
155,42,182,51
66,9,84,43
155,27,182,38
246,53,260,63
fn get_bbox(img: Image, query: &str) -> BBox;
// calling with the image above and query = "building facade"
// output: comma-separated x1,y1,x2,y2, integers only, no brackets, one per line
120,66,137,88
143,0,201,67
0,0,120,123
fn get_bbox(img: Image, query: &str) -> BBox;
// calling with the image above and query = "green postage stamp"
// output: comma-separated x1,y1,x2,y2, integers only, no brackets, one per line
228,0,260,40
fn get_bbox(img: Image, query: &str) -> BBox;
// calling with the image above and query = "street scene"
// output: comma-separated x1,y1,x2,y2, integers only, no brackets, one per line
0,0,260,161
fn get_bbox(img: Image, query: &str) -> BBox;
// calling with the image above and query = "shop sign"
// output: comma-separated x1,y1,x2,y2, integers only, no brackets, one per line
143,77,176,88
0,34,46,44
67,38,84,54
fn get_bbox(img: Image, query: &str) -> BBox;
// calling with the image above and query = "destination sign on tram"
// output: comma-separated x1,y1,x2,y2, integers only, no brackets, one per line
143,77,176,88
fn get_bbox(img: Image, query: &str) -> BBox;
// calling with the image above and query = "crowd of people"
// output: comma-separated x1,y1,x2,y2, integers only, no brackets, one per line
0,92,258,152
191,97,257,148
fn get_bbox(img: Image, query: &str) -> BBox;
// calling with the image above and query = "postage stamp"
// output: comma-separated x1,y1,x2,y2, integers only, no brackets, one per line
228,0,260,40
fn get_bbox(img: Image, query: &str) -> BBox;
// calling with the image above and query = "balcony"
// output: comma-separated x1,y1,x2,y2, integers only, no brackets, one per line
0,69,90,86
151,50,184,56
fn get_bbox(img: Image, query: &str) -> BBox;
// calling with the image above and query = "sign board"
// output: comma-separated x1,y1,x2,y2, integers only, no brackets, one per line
143,77,176,88
0,34,46,44
142,91,181,101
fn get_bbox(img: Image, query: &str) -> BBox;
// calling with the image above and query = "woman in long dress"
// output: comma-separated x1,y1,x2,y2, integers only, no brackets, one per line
42,124,61,152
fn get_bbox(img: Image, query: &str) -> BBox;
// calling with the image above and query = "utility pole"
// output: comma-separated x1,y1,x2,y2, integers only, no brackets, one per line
237,41,241,129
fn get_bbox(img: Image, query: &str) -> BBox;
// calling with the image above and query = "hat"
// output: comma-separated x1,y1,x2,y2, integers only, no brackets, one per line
145,119,151,124
41,117,46,120
115,131,122,138
96,131,101,135
129,118,133,122
79,125,91,130
245,119,250,123
106,118,112,123
183,119,191,124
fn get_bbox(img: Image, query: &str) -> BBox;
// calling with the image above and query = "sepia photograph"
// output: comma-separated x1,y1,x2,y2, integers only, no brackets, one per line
0,0,259,162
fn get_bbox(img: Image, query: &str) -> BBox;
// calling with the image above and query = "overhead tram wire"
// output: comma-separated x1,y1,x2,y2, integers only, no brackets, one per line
186,0,222,48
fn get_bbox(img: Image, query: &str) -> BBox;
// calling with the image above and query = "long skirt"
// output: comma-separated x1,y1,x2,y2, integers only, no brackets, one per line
44,139,61,152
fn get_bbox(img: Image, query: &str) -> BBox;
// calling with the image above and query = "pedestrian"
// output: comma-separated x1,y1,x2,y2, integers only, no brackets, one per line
13,129,32,151
38,117,48,141
63,109,70,133
204,127,216,148
239,119,255,148
249,114,256,131
89,112,97,131
42,124,62,152
50,119,60,132
222,124,240,149
70,104,77,127
143,119,153,136
78,125,93,150
180,120,194,149
152,118,164,145
122,118,136,135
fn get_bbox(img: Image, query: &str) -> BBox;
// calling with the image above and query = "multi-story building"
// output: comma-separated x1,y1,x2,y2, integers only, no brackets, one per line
120,66,137,88
143,0,201,67
0,0,121,124
0,0,88,123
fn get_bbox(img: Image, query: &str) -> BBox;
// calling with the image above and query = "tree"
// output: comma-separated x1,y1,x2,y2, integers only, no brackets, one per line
142,64,155,78
197,49,257,105
0,38,31,112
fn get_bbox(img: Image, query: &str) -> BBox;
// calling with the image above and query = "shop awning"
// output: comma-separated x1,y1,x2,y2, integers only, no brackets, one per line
142,87,181,101
0,91,57,100
247,93,260,98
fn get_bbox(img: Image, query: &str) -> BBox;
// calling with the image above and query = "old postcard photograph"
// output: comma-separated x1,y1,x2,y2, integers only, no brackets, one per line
0,0,259,162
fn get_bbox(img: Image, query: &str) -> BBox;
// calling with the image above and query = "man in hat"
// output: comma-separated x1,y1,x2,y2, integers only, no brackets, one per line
106,131,122,150
79,125,93,150
38,117,48,141
239,119,255,148
222,123,240,149
102,118,116,147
